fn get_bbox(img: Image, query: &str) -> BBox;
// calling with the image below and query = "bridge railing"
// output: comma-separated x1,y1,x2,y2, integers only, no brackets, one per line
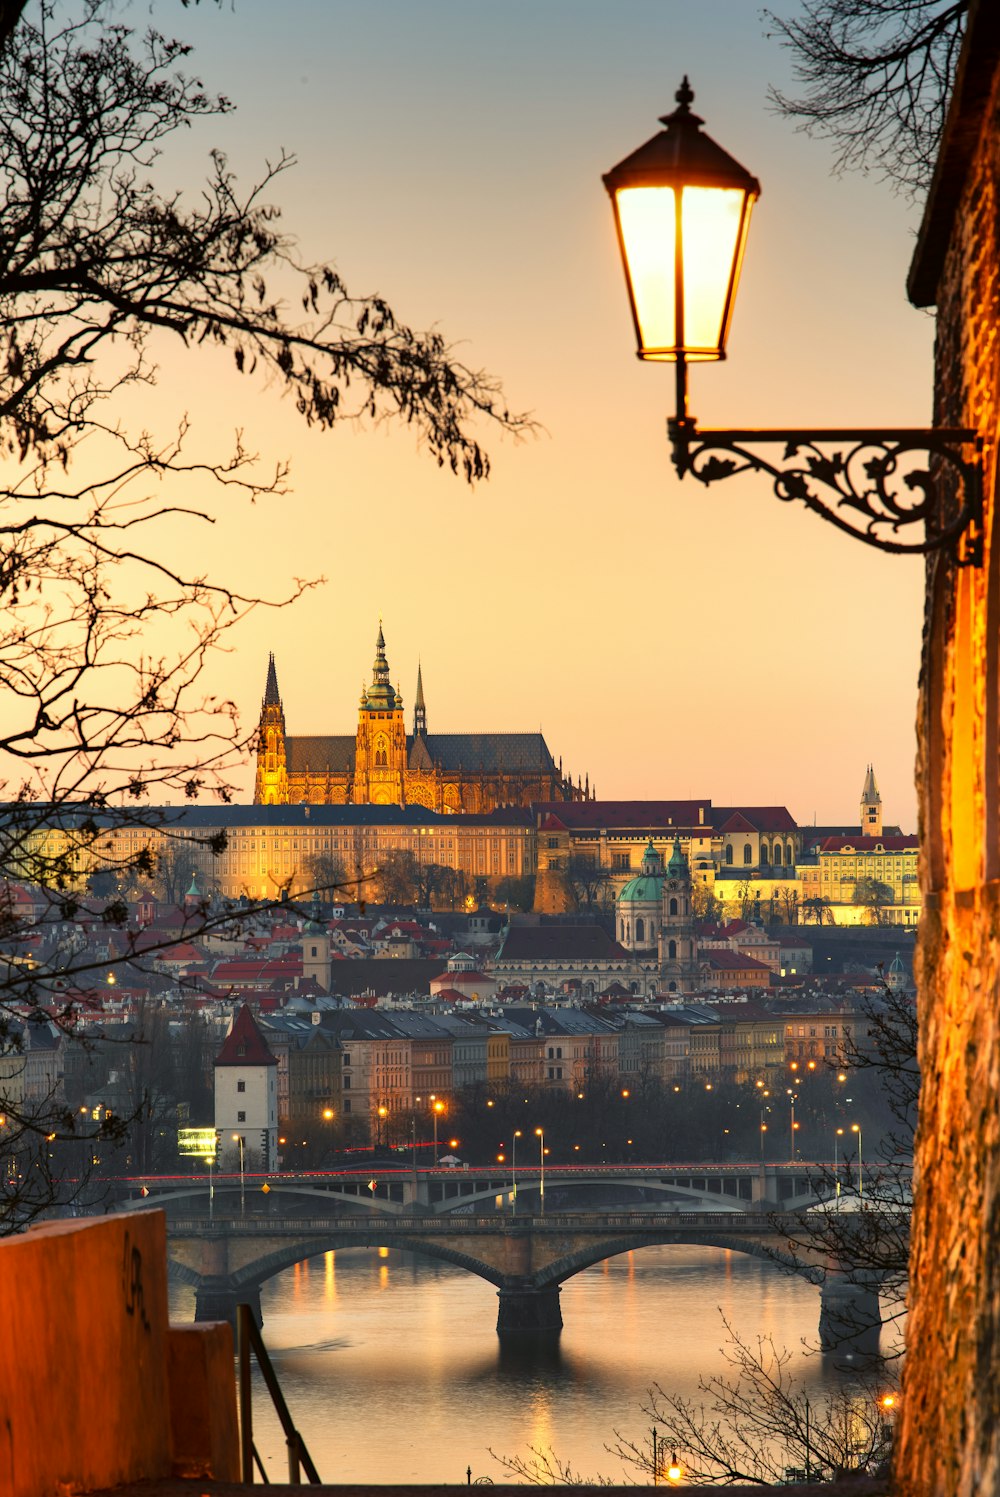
168,1210,815,1235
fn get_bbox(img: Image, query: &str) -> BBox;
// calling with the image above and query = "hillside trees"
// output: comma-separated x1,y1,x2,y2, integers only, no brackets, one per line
0,0,525,1228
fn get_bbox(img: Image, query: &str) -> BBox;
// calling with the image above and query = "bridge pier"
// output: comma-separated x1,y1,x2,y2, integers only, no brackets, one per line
496,1284,562,1336
818,1273,882,1361
194,1282,262,1330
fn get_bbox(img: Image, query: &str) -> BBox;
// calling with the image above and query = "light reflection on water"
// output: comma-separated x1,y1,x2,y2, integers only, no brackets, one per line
170,1244,864,1484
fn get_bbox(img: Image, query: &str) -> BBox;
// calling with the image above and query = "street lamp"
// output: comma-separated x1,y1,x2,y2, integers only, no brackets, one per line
232,1133,245,1217
512,1128,521,1215
878,1392,898,1454
789,1091,797,1162
852,1122,864,1201
377,1104,388,1148
535,1126,546,1217
834,1126,845,1198
432,1099,445,1163
603,79,983,564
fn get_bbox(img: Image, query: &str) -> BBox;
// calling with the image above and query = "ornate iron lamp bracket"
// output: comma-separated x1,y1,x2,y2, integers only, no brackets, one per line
668,416,983,566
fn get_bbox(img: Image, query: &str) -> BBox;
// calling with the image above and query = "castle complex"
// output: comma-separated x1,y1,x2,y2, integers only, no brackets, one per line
254,626,586,813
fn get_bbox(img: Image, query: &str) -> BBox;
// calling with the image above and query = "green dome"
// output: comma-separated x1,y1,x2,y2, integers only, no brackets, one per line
618,873,664,904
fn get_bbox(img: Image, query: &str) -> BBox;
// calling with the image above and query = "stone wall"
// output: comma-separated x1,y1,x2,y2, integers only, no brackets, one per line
0,1211,238,1495
900,3,1000,1493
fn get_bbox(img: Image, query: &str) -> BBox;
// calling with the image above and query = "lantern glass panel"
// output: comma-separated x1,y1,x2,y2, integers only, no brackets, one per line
616,183,752,360
615,184,677,356
681,185,748,355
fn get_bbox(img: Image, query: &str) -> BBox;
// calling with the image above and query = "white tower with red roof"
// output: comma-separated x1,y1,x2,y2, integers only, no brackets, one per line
214,1003,278,1172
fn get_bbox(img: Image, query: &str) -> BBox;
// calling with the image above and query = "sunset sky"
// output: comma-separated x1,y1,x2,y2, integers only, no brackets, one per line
126,0,933,828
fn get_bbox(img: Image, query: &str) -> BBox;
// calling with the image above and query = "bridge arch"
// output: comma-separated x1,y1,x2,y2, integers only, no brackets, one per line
168,1228,511,1302
528,1233,819,1289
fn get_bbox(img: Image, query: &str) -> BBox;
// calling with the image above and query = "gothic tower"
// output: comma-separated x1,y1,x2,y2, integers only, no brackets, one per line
353,623,408,805
860,764,882,838
414,661,427,737
659,836,699,995
254,653,289,804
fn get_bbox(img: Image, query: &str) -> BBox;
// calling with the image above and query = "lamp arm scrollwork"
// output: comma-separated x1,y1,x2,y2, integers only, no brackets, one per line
667,419,983,566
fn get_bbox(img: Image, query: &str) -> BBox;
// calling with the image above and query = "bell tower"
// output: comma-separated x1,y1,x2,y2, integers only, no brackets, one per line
860,764,882,838
353,623,408,805
659,836,699,995
254,653,289,804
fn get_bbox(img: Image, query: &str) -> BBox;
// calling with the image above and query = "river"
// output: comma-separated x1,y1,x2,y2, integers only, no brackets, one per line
170,1240,892,1484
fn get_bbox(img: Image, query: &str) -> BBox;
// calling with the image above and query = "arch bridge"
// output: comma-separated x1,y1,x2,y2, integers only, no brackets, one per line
164,1207,892,1356
122,1161,836,1220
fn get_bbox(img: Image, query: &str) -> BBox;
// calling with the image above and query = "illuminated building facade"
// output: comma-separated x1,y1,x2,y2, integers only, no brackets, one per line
796,834,921,926
90,804,537,903
254,625,585,812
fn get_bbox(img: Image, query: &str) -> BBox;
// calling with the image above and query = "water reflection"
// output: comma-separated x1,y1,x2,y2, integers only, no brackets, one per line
170,1243,877,1484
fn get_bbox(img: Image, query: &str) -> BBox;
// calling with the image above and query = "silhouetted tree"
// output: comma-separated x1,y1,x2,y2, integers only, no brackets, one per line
0,0,524,1230
304,852,348,899
566,856,613,912
766,0,967,194
853,877,895,925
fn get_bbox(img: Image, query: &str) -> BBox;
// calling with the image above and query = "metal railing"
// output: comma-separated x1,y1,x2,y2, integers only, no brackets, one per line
236,1303,321,1485
178,1210,810,1235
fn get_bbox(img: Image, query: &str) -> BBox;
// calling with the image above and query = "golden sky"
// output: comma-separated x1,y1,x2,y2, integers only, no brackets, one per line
41,1,934,828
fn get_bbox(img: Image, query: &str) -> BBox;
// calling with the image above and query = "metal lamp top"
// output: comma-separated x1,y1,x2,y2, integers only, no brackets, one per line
602,78,761,198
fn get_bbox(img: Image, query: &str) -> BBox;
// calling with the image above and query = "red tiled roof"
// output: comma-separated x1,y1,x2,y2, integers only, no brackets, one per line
214,1003,277,1067
819,835,918,852
714,806,798,833
712,998,776,1021
703,950,772,971
534,800,710,829
156,942,204,962
715,812,757,834
499,925,629,961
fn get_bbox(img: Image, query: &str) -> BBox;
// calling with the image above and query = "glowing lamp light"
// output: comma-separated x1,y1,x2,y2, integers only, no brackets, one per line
602,76,759,365
601,78,984,562
667,1451,683,1483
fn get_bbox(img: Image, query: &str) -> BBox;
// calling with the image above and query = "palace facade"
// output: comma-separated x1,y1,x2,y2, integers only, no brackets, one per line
254,626,585,813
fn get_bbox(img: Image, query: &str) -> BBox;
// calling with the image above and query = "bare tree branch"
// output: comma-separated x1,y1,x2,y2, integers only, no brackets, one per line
765,0,968,195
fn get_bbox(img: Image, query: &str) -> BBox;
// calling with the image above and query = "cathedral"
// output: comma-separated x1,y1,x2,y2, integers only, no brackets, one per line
254,626,587,812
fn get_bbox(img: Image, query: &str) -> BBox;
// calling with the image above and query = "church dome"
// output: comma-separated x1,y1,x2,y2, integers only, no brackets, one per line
619,841,666,904
618,872,664,904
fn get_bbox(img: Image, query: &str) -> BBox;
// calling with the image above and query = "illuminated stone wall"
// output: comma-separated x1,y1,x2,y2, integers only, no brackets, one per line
899,6,1000,1492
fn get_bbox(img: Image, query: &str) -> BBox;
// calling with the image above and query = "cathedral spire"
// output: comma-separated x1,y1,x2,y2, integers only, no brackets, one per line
364,621,401,711
414,660,427,736
264,652,281,707
254,651,287,804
